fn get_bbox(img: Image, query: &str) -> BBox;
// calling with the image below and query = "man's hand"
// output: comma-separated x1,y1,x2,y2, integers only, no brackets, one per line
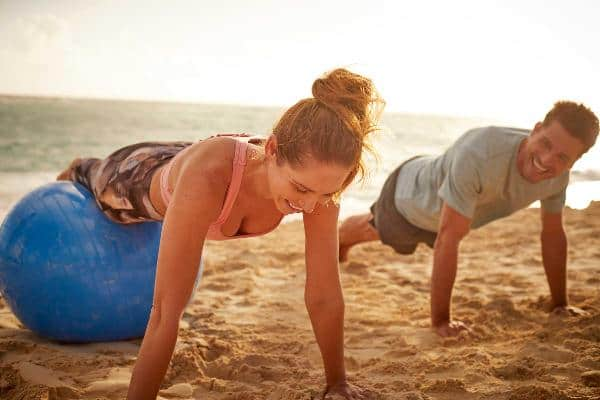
433,320,470,337
324,381,374,399
430,203,471,334
551,305,589,317
540,210,568,311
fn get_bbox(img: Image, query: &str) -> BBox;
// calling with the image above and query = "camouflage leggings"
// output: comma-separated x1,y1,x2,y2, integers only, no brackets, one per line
66,141,192,224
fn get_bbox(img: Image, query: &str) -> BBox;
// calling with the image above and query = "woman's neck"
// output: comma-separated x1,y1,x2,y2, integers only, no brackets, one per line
242,145,272,200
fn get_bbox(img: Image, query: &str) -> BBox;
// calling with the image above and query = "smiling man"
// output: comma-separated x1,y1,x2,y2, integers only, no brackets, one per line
339,101,599,337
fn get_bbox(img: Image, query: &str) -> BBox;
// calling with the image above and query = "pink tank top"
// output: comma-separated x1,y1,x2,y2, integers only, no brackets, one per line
159,134,277,241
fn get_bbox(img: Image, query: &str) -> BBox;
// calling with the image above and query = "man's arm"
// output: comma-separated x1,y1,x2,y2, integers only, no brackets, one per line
540,209,588,316
431,202,471,336
540,209,570,309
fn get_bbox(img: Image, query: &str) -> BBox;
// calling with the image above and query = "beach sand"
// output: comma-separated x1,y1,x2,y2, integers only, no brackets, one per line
1,202,599,399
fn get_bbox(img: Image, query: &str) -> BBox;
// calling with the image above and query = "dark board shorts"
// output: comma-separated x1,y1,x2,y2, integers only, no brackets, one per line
369,160,437,254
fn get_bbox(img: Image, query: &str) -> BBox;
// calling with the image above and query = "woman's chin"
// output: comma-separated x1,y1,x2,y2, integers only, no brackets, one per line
274,199,292,215
279,198,303,214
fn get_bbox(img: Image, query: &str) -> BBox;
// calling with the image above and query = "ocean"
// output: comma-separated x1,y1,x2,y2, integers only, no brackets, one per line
1,95,598,220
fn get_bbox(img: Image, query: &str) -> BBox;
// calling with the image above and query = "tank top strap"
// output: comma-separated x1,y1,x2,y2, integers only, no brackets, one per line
212,140,248,224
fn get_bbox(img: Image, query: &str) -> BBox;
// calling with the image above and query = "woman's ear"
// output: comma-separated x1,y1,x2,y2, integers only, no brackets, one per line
265,134,278,160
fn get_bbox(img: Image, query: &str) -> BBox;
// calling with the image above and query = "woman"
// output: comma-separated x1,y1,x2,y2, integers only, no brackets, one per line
58,68,384,399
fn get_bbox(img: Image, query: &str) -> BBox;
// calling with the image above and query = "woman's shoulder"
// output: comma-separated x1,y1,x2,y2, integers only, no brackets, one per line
178,136,239,185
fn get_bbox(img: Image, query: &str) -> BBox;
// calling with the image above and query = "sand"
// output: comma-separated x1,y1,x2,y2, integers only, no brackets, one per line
1,202,599,399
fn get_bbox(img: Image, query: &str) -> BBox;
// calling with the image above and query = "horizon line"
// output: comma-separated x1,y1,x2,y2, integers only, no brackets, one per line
0,92,497,122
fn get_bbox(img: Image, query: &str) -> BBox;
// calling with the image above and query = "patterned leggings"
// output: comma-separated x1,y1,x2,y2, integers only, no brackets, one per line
64,141,191,224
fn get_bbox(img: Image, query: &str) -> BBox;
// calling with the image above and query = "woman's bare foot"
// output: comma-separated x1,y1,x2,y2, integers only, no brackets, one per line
56,158,82,181
338,213,380,262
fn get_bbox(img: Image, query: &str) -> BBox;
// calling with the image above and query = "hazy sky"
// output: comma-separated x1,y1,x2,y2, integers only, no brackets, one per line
1,0,599,121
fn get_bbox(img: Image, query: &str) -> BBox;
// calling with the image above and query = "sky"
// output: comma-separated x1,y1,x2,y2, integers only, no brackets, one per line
0,0,599,123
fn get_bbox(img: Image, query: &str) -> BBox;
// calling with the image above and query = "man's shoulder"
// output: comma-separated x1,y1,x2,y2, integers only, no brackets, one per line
453,126,527,159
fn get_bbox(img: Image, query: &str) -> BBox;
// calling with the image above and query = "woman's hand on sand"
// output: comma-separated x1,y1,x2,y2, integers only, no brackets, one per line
551,305,589,317
323,381,374,399
434,320,470,337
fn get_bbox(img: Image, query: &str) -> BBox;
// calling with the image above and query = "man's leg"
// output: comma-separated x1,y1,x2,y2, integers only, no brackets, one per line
339,212,380,262
339,160,433,261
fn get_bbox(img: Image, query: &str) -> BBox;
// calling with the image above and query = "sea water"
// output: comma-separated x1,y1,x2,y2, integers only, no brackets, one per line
1,95,598,220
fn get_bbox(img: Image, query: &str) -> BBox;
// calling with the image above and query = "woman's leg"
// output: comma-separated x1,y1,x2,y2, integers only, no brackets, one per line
54,142,191,224
56,158,84,181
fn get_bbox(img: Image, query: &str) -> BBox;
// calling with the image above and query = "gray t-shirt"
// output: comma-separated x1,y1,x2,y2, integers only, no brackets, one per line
394,126,569,232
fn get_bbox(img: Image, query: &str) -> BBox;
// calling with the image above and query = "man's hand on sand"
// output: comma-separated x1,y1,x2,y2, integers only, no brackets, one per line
323,381,374,399
433,320,470,337
551,305,589,317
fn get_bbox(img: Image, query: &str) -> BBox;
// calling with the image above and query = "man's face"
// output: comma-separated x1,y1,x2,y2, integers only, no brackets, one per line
518,120,586,183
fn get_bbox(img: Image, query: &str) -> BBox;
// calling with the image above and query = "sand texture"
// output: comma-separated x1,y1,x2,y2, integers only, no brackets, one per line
1,203,599,399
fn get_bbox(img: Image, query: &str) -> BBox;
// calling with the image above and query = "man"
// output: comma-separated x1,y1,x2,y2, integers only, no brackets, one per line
339,101,599,337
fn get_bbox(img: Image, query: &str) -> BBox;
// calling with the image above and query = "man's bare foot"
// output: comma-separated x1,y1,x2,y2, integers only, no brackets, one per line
433,320,470,337
56,158,82,181
338,213,380,262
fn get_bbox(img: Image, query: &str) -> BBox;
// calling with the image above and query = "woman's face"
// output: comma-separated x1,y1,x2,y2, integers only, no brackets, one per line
264,137,353,215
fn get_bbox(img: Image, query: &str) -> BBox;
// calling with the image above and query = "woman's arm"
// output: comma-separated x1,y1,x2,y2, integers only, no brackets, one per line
302,202,350,391
127,143,230,400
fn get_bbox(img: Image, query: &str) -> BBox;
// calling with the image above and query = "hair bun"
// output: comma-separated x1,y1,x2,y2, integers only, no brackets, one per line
312,68,383,137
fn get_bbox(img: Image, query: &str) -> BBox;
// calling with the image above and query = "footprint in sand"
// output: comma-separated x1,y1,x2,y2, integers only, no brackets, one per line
506,385,569,400
581,370,600,387
519,342,574,363
492,358,541,381
345,261,370,276
159,382,194,398
84,367,131,395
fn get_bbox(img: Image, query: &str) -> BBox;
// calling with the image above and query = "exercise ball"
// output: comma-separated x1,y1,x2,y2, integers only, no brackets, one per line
0,181,201,343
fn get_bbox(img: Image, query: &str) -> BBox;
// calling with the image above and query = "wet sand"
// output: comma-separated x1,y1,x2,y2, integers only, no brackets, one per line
1,203,599,399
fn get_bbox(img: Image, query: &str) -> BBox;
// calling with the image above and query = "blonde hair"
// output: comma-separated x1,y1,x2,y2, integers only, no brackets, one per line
272,68,385,190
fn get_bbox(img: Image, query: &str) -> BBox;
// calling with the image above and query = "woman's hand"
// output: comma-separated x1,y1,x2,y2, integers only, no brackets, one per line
551,305,589,317
433,319,470,337
324,381,375,399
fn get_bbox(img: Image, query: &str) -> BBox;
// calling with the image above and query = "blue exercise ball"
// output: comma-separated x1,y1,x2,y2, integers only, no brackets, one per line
0,182,166,342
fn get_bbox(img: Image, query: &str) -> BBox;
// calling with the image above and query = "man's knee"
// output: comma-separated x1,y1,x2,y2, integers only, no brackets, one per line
379,233,418,255
395,244,418,255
